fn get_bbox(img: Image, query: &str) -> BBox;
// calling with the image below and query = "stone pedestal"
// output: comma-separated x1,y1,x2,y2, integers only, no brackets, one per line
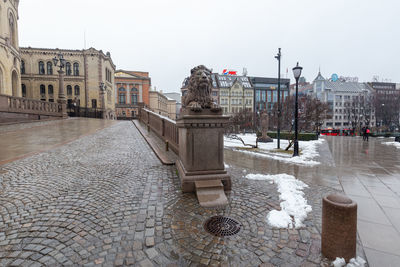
176,109,231,193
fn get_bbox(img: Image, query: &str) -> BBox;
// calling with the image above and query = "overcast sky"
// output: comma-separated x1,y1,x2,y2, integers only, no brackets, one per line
19,0,400,93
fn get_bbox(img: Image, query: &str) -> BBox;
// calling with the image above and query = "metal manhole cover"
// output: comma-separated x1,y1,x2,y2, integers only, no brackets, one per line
204,216,241,237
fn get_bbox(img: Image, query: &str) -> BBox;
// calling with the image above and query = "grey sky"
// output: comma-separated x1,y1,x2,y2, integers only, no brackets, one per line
19,0,400,93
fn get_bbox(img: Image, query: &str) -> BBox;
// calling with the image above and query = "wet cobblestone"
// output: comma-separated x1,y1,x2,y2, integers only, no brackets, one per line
0,121,340,266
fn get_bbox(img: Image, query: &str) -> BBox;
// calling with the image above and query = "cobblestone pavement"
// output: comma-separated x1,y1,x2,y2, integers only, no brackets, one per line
1,121,342,266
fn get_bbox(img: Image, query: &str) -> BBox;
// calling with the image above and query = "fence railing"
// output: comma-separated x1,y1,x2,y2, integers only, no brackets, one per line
139,108,179,154
0,94,62,117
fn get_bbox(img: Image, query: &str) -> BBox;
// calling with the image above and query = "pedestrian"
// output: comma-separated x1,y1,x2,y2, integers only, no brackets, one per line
365,127,370,142
362,127,366,141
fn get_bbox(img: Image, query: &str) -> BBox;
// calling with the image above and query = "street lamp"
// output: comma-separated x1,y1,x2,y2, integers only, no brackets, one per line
275,48,282,149
292,62,302,157
99,82,107,119
53,53,67,118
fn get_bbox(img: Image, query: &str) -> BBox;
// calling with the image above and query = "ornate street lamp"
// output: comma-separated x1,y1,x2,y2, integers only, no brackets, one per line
99,82,107,119
53,53,67,118
275,48,282,149
292,62,302,157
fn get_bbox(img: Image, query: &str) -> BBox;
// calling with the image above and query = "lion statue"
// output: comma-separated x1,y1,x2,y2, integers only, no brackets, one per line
183,65,220,112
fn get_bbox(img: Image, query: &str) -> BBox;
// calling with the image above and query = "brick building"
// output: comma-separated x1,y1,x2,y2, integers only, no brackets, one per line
114,70,151,119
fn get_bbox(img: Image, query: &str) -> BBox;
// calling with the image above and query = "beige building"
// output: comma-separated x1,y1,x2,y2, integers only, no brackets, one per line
218,76,254,115
166,97,177,120
0,0,21,97
149,90,176,120
20,47,116,119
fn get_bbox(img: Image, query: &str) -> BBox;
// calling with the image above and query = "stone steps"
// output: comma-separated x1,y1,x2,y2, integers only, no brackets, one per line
195,180,228,208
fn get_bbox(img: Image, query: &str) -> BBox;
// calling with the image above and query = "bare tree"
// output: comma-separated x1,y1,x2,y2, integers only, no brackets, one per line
344,93,374,133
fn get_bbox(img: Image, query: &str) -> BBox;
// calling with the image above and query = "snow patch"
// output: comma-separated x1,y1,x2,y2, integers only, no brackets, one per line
224,134,324,166
246,173,312,228
382,141,400,149
332,256,366,267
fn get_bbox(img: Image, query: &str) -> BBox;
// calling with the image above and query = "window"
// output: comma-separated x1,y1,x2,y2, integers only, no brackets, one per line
67,85,72,96
73,63,79,76
9,13,16,47
47,62,53,75
48,85,54,95
66,62,72,76
21,60,25,74
119,87,126,104
40,84,46,95
39,61,45,75
22,84,26,97
74,85,80,95
119,94,126,104
92,99,97,108
131,94,138,104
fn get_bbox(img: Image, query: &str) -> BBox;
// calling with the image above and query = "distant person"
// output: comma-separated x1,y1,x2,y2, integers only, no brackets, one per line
365,127,370,142
362,127,366,141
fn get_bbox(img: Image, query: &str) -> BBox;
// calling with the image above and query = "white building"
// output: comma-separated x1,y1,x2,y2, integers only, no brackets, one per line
312,72,375,129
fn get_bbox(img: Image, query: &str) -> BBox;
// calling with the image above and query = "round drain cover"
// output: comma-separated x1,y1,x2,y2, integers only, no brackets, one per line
204,216,241,237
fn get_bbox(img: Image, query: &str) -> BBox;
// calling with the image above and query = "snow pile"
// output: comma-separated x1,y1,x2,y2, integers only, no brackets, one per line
224,134,324,166
332,256,366,267
382,141,400,149
246,173,312,228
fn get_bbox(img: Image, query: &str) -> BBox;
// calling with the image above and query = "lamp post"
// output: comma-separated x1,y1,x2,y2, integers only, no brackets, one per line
292,62,302,157
53,53,67,118
99,82,107,119
275,48,282,149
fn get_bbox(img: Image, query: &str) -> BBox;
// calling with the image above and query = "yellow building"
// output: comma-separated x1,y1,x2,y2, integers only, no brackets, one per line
20,47,116,119
0,0,21,97
218,76,254,115
149,90,176,120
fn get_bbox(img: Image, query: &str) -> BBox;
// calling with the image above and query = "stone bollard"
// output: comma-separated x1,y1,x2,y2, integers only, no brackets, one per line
322,194,357,262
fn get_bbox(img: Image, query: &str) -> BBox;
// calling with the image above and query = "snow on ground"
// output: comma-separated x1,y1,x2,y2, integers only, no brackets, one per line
332,256,366,267
382,141,400,149
224,134,324,166
246,173,312,229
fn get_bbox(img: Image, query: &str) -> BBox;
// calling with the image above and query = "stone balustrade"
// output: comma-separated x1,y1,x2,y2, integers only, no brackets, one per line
139,108,179,154
0,94,63,119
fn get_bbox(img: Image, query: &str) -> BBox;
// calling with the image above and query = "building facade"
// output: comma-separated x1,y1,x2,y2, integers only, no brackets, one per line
20,47,116,119
368,82,400,130
250,77,290,113
163,92,181,119
0,0,21,97
114,70,151,119
216,74,253,115
149,90,174,119
312,72,375,129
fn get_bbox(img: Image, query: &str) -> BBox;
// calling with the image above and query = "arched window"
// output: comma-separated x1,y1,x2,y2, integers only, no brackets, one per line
118,87,126,104
21,60,25,74
131,87,138,104
74,85,80,95
9,13,16,48
65,62,72,76
47,62,53,75
67,85,72,95
73,63,79,76
22,84,26,97
48,85,54,95
39,61,45,75
40,84,46,95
